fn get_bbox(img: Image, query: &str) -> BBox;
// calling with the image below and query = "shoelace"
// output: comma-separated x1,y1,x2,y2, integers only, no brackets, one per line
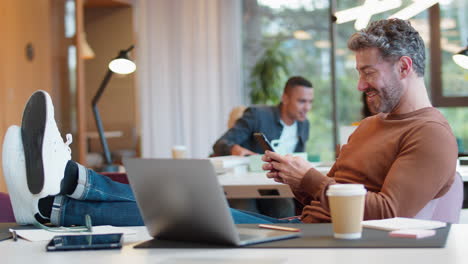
64,134,73,153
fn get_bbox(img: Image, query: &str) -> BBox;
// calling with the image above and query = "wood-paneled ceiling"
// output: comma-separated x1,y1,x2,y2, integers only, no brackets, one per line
84,0,131,8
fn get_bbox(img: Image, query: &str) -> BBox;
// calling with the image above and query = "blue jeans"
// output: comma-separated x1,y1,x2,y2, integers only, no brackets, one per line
50,162,302,226
50,165,144,226
231,209,302,224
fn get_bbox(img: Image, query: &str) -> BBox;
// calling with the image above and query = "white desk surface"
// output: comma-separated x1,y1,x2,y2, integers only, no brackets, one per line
2,224,468,264
219,172,293,198
218,165,330,199
458,165,468,182
219,165,468,199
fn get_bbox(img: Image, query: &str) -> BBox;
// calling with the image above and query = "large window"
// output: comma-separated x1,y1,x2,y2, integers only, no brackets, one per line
334,1,433,138
438,0,468,99
243,0,333,161
242,0,468,161
437,0,468,154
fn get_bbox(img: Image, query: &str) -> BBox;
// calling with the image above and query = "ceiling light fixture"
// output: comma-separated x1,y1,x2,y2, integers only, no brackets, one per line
335,0,401,30
389,0,439,20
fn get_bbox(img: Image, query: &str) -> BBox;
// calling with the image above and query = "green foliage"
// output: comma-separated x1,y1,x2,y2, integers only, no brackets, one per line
305,78,334,161
249,40,291,104
243,0,468,160
439,107,468,153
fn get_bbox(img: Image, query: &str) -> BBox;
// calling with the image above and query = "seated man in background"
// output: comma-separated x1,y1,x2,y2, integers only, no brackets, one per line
212,76,314,218
213,76,313,157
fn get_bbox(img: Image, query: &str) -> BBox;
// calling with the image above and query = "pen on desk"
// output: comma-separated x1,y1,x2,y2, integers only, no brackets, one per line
258,224,301,232
10,230,18,241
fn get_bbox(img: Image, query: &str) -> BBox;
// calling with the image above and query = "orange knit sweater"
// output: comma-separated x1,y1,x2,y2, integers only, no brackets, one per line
295,107,458,223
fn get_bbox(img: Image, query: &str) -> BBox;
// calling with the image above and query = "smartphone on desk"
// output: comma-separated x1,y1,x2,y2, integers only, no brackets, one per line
253,132,275,152
46,233,123,251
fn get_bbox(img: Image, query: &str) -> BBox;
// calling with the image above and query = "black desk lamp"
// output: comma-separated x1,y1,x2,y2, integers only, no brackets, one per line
92,45,136,172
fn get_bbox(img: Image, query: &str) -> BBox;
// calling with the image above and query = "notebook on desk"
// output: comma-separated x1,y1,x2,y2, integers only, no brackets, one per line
123,158,300,247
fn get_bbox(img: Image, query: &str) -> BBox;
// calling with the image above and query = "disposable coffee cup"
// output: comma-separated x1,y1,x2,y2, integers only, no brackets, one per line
326,184,366,239
172,145,187,159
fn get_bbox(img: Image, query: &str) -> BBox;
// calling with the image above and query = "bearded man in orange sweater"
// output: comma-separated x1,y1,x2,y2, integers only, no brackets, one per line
260,18,458,223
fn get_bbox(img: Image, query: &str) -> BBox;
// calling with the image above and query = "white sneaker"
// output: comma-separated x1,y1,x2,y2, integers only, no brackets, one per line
2,125,39,224
21,90,73,198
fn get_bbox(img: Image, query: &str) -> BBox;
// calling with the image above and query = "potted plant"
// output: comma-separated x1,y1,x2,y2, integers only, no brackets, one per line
249,39,291,104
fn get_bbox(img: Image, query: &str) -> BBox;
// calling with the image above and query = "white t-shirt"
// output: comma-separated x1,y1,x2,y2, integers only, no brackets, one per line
276,120,298,154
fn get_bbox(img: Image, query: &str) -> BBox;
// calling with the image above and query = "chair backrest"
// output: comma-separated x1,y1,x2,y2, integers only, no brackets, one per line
100,172,129,184
0,192,15,223
227,105,247,129
414,172,464,223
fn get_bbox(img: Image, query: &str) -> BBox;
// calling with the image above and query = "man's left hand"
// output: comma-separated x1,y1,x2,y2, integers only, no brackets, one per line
261,151,313,189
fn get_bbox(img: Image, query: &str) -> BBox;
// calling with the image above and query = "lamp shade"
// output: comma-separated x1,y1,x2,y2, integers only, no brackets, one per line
108,45,136,74
452,47,468,69
80,32,95,60
109,58,136,74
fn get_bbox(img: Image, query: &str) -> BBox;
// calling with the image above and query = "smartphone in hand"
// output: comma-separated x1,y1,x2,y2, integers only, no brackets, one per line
253,132,278,172
253,132,275,152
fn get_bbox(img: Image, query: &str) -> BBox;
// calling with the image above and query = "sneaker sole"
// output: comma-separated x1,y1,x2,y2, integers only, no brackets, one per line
22,91,47,194
2,126,38,225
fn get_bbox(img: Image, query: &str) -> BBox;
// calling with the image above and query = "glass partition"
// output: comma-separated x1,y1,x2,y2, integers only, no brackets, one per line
243,0,333,161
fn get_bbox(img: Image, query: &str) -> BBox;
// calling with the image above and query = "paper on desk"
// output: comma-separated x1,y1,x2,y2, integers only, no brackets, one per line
362,217,446,231
10,225,137,242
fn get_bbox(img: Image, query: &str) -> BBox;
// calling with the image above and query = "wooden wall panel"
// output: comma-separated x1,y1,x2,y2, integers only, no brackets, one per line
0,0,53,193
76,0,88,166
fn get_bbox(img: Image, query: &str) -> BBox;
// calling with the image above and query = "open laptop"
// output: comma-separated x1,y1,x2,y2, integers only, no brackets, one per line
123,158,300,247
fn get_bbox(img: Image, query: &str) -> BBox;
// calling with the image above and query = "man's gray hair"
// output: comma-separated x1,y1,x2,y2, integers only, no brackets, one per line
347,18,426,77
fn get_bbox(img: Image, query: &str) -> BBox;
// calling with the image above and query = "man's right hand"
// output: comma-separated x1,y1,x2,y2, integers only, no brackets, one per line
230,144,257,156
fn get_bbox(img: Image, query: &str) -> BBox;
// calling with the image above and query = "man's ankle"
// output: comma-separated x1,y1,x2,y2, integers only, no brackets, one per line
61,161,79,195
38,196,54,220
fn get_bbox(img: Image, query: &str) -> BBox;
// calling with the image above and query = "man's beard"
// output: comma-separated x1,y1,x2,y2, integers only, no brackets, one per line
374,75,403,113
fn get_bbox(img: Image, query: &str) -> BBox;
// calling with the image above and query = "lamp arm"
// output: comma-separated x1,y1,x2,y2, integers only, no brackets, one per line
92,69,113,106
92,69,114,165
124,45,134,53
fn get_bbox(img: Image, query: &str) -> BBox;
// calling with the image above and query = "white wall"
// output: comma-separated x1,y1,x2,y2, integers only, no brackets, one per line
133,0,243,158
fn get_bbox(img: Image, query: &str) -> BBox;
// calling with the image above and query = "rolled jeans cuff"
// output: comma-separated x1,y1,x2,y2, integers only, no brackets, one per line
50,195,66,226
68,163,88,200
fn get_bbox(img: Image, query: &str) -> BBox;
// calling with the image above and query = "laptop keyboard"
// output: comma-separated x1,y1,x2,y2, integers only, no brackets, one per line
238,228,261,240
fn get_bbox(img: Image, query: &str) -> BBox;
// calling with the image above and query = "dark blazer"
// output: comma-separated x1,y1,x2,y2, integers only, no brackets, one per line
212,105,309,156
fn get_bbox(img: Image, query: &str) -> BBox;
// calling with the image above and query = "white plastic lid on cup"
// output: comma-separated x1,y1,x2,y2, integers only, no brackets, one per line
172,145,187,159
326,184,366,196
172,145,187,151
